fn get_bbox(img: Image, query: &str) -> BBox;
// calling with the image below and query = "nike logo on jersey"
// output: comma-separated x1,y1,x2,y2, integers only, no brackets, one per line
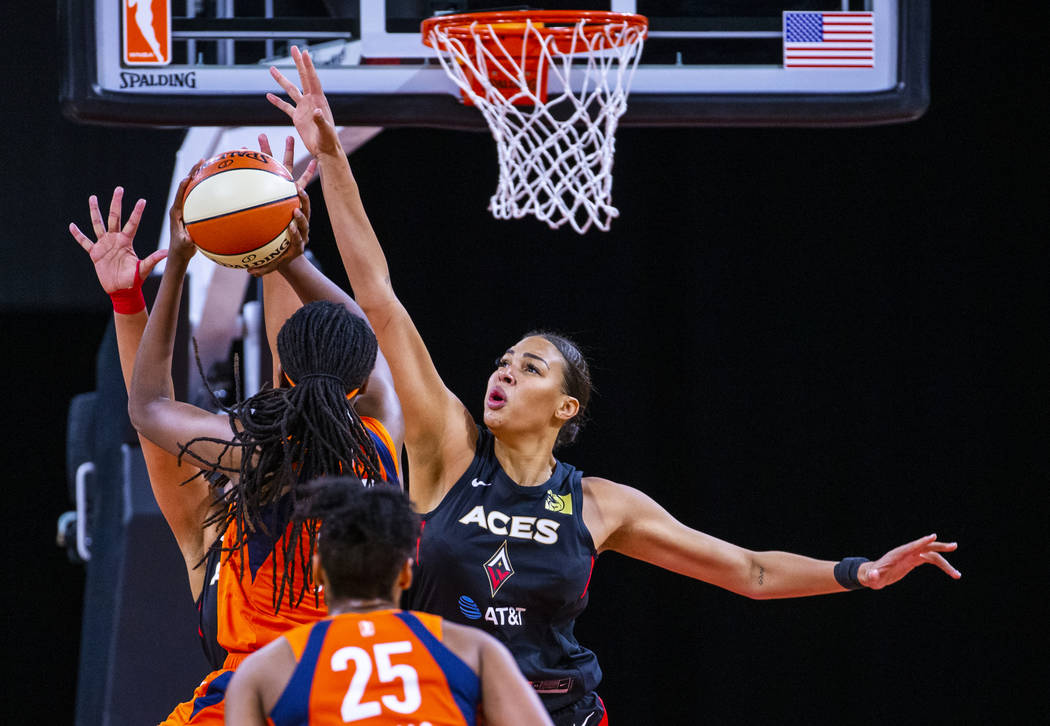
471,478,493,487
458,505,561,544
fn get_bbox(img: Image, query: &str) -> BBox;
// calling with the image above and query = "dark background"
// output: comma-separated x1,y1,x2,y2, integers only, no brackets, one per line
2,4,1039,724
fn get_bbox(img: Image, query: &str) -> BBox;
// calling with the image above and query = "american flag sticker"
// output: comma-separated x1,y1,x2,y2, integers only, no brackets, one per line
783,11,874,68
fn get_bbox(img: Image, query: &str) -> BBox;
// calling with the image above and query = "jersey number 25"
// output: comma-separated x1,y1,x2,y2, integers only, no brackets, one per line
332,641,422,722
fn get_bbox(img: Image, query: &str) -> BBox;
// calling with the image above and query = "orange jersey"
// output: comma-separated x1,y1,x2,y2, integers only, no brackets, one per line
163,417,400,724
270,610,480,726
217,416,400,667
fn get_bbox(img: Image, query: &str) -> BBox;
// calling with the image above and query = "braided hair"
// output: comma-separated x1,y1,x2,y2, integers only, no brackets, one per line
295,477,418,601
184,300,387,611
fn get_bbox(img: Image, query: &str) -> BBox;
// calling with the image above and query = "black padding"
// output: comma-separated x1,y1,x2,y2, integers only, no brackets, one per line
65,391,98,500
74,444,210,726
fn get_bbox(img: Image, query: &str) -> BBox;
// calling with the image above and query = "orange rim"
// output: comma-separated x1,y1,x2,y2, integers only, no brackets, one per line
421,10,648,48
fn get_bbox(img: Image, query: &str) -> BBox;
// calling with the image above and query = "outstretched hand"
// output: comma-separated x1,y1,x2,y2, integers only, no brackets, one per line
861,534,960,590
69,187,167,294
267,46,343,158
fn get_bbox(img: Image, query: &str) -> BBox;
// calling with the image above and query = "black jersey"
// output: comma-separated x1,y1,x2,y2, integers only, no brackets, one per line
404,426,601,713
197,542,228,670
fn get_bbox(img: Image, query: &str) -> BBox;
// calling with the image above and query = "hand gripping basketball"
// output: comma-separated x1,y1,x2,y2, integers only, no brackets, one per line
181,150,302,270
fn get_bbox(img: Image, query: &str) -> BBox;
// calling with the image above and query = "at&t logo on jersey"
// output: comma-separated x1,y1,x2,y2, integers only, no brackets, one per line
458,595,527,627
458,595,482,620
485,606,526,626
457,505,561,544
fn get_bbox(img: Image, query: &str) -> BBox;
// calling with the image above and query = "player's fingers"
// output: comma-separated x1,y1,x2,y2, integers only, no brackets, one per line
292,207,309,241
123,198,147,238
269,65,302,101
108,186,124,232
920,551,962,579
283,136,296,170
295,158,317,191
302,49,322,92
903,533,938,554
266,91,296,118
292,46,314,94
291,45,305,78
258,133,273,157
171,170,195,220
927,541,958,553
69,223,93,253
88,195,106,238
139,249,169,279
248,256,284,278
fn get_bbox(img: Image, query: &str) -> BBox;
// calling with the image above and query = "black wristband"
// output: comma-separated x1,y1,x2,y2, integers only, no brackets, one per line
834,557,869,590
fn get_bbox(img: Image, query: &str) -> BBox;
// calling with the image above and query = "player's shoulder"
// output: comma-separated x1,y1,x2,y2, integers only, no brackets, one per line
581,475,659,550
435,619,497,674
581,475,644,506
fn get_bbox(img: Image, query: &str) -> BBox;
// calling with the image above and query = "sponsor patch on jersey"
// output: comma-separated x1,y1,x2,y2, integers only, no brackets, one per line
544,490,573,515
458,595,482,620
483,541,515,596
485,606,525,626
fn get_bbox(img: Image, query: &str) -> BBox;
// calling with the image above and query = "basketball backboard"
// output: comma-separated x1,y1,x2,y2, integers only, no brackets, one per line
62,1,927,128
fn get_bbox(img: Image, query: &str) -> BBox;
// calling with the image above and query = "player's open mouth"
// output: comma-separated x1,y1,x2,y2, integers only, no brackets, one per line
486,387,507,409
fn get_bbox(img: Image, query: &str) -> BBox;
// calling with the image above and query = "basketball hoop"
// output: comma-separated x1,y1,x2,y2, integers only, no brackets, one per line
422,10,648,234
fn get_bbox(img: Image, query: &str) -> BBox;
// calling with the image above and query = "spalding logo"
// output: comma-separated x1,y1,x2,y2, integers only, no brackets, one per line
241,239,291,268
458,595,482,620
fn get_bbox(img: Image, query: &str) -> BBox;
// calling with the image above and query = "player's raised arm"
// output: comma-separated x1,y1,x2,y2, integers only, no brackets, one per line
69,187,215,598
252,133,405,458
128,165,243,473
254,132,317,390
585,475,961,598
268,47,476,510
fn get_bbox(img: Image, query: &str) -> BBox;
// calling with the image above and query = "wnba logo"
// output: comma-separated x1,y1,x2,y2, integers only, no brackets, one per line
123,0,172,66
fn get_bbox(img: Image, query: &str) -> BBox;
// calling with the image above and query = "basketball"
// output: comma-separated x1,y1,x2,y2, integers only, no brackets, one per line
182,150,300,269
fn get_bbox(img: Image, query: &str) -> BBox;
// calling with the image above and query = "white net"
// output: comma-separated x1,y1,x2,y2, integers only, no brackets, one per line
426,16,647,233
